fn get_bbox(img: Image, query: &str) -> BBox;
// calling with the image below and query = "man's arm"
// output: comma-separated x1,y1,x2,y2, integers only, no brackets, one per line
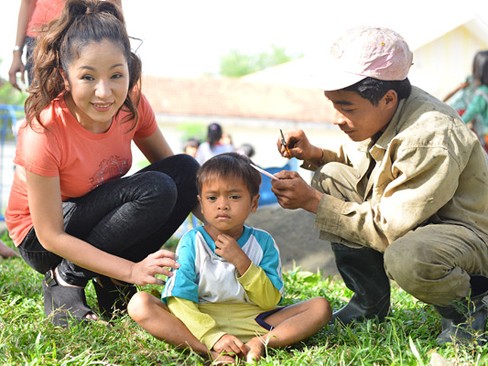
314,145,461,251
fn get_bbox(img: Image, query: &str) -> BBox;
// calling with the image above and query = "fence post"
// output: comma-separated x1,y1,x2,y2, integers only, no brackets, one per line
0,104,23,221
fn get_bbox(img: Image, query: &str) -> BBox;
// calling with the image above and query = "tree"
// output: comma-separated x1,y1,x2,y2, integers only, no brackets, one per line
219,46,299,78
0,82,27,106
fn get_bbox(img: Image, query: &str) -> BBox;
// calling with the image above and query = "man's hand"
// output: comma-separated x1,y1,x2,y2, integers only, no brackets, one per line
271,171,323,213
277,129,322,162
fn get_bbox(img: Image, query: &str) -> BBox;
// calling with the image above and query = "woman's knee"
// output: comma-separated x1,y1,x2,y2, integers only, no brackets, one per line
147,154,199,203
136,171,178,210
144,171,177,195
171,154,199,194
157,154,199,187
174,153,200,172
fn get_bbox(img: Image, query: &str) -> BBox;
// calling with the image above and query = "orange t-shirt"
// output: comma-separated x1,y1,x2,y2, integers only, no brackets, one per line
26,0,65,37
5,93,158,245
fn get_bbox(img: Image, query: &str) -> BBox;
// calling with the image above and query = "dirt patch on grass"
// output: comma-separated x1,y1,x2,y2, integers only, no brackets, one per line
245,204,339,278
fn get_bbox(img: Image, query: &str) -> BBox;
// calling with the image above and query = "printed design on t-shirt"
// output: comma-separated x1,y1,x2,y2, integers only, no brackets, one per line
90,155,129,188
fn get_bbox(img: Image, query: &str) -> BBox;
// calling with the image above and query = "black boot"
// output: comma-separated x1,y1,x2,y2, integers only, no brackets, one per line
331,243,390,325
435,275,488,345
93,275,137,319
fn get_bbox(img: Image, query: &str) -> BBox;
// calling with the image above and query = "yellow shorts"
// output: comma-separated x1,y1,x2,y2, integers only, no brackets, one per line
199,302,284,342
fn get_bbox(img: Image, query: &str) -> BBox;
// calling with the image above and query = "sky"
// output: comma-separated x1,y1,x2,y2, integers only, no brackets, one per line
1,0,487,81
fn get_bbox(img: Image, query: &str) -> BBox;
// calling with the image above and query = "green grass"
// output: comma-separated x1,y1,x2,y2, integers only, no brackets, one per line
0,232,486,365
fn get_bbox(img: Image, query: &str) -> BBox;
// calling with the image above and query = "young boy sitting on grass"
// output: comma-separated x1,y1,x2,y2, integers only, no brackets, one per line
128,152,331,364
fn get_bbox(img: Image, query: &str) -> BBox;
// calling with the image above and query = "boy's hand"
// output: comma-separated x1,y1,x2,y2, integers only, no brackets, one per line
213,334,247,358
215,234,251,275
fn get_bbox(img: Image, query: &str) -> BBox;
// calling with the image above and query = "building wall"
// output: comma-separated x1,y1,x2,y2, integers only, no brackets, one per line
409,26,488,99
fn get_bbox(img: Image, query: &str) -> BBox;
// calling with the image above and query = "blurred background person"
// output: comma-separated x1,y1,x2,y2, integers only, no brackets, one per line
0,240,19,259
444,50,488,152
183,137,201,158
459,50,488,152
236,143,256,159
195,122,234,165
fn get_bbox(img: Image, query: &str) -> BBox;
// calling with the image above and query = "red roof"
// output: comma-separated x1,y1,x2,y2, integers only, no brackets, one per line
141,75,333,123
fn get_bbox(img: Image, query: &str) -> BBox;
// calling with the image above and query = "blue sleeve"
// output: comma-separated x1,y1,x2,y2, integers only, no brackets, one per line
252,228,284,294
462,88,488,126
161,230,199,304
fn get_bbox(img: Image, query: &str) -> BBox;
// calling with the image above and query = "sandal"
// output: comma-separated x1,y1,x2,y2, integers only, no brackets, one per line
93,275,137,318
43,269,96,327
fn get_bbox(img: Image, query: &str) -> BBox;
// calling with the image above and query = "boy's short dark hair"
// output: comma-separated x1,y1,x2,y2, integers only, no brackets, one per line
344,77,412,105
197,152,261,197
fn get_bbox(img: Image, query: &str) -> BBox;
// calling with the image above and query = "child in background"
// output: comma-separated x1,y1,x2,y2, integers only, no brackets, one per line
460,50,488,151
195,122,234,164
445,50,488,152
177,137,202,234
183,137,200,158
128,152,331,364
236,142,256,159
0,240,18,259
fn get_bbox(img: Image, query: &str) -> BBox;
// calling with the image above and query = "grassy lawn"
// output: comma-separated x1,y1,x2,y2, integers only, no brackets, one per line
0,231,486,366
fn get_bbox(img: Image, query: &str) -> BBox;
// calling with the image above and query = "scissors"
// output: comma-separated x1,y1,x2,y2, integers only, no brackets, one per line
280,129,292,156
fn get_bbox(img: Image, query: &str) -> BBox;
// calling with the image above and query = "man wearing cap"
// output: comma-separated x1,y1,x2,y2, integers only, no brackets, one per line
272,26,488,344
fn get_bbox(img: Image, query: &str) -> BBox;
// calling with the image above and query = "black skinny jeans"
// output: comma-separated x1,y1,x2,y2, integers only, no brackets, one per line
18,154,199,287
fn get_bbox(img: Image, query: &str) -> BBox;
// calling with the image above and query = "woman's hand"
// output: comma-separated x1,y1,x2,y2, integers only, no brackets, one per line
129,249,180,285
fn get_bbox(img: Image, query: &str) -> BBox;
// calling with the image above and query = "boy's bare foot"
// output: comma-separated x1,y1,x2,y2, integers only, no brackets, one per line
245,338,265,363
210,350,235,365
0,240,18,259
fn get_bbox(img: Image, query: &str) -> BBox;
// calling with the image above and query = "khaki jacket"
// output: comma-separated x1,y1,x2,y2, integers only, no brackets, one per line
307,86,488,252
